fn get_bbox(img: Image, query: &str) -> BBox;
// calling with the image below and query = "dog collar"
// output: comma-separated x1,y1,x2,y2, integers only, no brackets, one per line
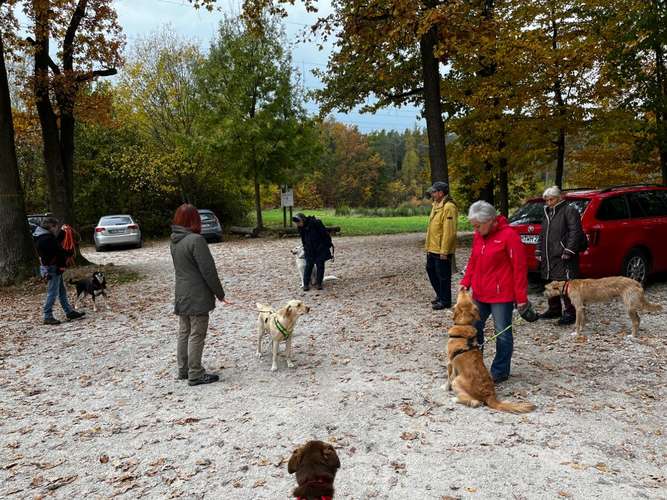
448,335,479,359
560,281,570,296
274,317,292,340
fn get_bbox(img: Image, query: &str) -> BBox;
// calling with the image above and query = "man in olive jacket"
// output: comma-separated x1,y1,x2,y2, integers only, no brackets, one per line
425,181,458,309
535,186,585,325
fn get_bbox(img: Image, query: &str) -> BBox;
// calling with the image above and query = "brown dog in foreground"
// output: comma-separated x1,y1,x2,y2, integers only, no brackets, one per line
544,277,662,338
443,290,535,413
288,440,340,499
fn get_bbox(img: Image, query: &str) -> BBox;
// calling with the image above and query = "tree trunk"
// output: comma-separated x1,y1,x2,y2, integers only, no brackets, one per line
479,162,495,205
652,1,667,184
419,25,448,184
0,33,38,285
555,126,565,188
253,165,263,230
498,156,509,216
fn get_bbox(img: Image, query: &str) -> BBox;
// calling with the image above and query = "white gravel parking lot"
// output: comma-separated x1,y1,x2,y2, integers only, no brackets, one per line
1,233,666,499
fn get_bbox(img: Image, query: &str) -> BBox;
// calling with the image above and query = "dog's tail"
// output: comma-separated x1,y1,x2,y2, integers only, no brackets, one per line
641,296,662,313
486,396,535,414
322,275,339,282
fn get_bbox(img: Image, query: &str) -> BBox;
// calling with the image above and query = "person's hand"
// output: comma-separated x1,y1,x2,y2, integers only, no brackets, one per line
459,285,468,292
535,254,542,262
561,252,571,260
517,302,527,309
219,297,233,305
439,253,448,260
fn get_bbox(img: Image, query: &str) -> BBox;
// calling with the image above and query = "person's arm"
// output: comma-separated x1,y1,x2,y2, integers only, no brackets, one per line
192,236,225,300
563,206,583,258
439,203,457,257
507,232,528,305
460,234,479,289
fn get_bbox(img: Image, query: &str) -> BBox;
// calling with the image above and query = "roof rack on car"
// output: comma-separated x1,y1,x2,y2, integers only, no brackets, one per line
599,184,665,193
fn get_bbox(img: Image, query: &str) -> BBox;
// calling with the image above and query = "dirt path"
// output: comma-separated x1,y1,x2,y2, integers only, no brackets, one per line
1,233,666,499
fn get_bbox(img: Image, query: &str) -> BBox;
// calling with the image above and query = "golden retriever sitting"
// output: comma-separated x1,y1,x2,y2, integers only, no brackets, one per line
443,290,535,413
544,277,662,338
256,300,310,371
288,440,340,499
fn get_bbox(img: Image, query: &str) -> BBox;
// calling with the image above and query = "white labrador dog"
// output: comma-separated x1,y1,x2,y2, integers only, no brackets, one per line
290,245,339,286
256,300,310,371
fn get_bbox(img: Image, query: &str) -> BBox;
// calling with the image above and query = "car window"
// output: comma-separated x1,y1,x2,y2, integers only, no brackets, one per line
509,202,544,224
628,191,667,217
596,196,629,220
567,199,590,215
100,216,132,225
199,212,216,221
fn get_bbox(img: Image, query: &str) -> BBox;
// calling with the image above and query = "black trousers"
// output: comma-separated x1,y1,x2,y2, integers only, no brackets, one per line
426,252,452,307
303,258,325,287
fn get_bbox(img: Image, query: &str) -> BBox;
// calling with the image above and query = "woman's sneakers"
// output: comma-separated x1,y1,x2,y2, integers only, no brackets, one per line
43,317,61,325
188,373,220,386
66,310,85,320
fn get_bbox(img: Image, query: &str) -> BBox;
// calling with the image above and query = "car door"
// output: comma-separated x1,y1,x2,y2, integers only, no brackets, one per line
627,190,667,271
591,195,632,277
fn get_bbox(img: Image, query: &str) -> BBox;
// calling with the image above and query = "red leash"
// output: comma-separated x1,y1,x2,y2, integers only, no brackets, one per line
60,224,77,267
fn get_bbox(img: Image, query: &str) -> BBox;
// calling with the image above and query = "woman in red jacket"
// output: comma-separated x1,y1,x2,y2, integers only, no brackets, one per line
460,201,528,383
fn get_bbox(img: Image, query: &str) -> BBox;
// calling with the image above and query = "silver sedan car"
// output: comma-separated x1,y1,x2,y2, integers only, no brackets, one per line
94,214,143,251
198,209,223,242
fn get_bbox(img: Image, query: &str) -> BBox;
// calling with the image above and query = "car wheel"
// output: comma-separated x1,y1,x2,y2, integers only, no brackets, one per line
622,249,649,285
95,245,104,252
136,239,143,249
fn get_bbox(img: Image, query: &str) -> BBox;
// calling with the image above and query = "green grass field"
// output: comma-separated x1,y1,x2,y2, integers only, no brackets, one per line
257,209,472,236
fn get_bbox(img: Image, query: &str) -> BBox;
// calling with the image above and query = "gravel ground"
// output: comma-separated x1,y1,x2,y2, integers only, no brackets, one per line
0,232,666,500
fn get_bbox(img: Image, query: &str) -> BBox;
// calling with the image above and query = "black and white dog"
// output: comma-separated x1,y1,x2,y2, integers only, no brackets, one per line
69,271,109,311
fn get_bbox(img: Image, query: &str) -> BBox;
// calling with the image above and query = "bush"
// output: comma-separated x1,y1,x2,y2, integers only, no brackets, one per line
335,205,352,216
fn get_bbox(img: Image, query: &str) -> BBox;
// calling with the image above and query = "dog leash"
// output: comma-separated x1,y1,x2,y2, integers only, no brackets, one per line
486,322,513,343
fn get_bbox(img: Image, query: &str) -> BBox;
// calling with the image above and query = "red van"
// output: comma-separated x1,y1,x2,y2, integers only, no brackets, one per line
509,185,667,283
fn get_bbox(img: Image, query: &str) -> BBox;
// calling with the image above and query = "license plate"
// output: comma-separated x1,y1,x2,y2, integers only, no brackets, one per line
521,234,539,244
109,228,127,234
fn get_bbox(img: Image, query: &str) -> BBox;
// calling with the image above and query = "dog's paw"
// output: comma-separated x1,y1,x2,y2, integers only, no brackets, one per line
450,396,459,404
569,331,578,337
255,351,262,358
286,360,295,368
271,365,278,372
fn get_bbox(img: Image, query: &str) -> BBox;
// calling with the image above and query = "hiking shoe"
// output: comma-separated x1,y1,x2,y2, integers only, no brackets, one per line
302,286,310,292
177,373,188,381
66,310,85,320
432,301,449,310
316,284,323,290
188,373,220,386
557,314,575,326
431,298,440,305
493,375,509,384
538,309,561,320
43,317,61,325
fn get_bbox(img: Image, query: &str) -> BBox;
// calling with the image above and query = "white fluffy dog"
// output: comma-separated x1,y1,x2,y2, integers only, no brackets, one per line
290,245,338,286
256,300,310,371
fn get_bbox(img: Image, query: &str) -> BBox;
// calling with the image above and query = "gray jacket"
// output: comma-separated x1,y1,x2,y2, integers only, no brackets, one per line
170,225,225,315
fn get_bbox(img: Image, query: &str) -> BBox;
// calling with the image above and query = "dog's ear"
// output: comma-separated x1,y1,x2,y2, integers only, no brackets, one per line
288,446,304,474
323,444,340,470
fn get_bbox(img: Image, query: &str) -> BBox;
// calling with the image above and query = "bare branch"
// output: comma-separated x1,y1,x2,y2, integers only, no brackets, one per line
75,68,117,82
380,87,424,102
63,0,89,71
25,36,61,75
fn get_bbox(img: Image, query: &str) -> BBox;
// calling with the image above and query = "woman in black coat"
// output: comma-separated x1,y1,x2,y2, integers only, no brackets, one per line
535,186,586,325
293,213,334,291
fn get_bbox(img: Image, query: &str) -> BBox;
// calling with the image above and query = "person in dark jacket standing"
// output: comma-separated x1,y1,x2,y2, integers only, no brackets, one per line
292,213,334,291
170,204,227,386
460,201,528,384
535,186,585,325
34,217,85,325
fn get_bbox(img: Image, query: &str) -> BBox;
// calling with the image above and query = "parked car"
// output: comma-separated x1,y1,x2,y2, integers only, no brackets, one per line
509,184,667,284
27,213,53,234
94,214,142,251
198,209,223,242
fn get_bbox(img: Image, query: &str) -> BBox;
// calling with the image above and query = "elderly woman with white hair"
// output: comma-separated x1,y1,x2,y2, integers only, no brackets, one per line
460,201,529,384
535,186,586,325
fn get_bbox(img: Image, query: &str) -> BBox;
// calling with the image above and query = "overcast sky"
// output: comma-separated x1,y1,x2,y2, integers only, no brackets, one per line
114,0,425,133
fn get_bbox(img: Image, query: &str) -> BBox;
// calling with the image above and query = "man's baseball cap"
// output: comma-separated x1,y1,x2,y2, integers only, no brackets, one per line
427,181,449,194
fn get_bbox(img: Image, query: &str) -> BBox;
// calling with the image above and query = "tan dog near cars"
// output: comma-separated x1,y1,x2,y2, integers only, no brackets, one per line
256,300,310,371
544,277,662,338
443,290,535,413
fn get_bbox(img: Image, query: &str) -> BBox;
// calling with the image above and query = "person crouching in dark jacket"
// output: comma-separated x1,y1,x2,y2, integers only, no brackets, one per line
535,186,586,325
34,217,85,325
292,213,334,291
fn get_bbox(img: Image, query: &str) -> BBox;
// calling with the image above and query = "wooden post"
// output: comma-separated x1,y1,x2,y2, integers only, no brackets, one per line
283,207,287,228
289,207,293,226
